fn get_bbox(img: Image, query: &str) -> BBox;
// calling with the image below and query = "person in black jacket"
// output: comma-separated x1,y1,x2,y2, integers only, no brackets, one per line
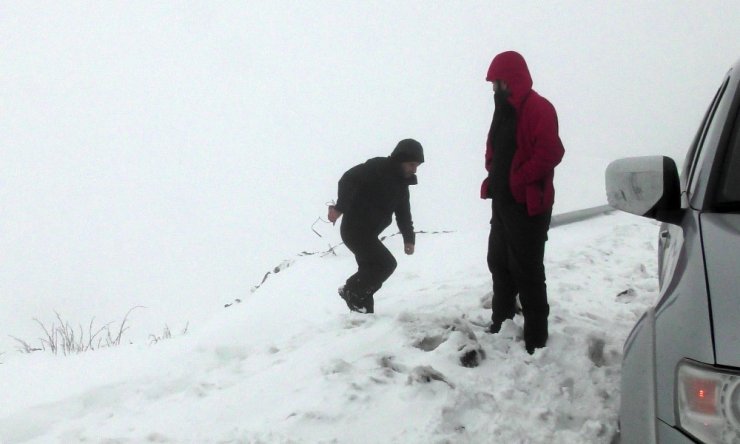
327,139,424,313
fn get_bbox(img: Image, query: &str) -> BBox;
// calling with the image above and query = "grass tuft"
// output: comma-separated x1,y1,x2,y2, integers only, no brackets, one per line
10,307,189,356
149,322,189,345
10,306,143,356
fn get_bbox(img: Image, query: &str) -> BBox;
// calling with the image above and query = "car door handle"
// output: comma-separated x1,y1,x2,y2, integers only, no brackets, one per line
660,230,670,241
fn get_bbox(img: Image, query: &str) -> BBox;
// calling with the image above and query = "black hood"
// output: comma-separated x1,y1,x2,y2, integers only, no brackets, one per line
390,139,425,164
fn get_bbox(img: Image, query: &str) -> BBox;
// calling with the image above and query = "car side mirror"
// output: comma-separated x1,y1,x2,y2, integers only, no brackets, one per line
605,156,682,224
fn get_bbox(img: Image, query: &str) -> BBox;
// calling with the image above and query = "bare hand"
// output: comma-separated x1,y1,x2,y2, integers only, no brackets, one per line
404,243,415,255
327,206,342,225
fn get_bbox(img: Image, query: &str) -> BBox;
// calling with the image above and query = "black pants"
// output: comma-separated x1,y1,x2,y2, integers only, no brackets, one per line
341,224,397,311
488,201,551,348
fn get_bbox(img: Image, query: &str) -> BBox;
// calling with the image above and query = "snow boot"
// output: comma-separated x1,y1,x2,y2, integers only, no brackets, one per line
486,313,514,334
523,318,548,354
338,286,373,314
486,321,503,334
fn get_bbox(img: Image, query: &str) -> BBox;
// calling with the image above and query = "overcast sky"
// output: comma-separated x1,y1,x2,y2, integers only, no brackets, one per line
1,1,739,347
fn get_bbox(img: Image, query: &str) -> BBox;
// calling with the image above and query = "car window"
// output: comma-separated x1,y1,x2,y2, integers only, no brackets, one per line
683,86,723,190
681,108,708,192
687,80,729,197
715,108,740,207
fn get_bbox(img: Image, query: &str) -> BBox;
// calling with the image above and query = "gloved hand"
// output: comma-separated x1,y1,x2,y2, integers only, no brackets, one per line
327,205,342,225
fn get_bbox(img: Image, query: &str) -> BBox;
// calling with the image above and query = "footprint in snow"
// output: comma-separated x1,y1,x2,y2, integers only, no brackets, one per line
410,318,486,368
414,334,446,351
615,288,637,303
321,359,354,375
407,365,455,388
341,314,375,329
587,335,607,367
378,355,406,374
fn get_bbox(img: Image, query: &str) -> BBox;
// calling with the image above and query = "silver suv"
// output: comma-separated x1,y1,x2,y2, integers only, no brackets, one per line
605,58,740,443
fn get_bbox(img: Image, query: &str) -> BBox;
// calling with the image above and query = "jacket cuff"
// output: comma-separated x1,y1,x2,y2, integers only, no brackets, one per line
402,231,416,245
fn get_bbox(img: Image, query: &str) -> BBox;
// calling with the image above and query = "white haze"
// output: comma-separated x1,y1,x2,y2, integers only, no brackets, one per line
1,1,739,353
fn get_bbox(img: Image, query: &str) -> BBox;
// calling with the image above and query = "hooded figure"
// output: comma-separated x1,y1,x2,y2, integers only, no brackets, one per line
328,139,424,313
481,51,564,354
481,51,564,216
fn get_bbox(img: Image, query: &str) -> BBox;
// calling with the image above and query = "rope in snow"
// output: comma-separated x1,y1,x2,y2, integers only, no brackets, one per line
223,229,454,308
223,205,615,307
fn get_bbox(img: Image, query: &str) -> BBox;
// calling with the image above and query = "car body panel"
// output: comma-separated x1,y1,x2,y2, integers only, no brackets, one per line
656,419,694,443
657,222,683,291
653,210,715,423
700,212,740,368
619,308,658,444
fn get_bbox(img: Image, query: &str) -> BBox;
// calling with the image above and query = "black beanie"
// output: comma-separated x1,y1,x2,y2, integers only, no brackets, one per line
390,139,425,163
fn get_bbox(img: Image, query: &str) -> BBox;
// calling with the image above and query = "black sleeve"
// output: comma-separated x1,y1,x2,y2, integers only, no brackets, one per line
334,162,369,214
395,186,415,244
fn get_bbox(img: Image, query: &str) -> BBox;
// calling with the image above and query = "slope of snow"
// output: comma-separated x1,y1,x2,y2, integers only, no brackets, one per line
3,3,738,442
0,212,658,443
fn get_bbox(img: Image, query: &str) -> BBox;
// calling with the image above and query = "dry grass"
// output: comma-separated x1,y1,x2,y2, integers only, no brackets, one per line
149,322,189,345
10,306,143,356
10,307,190,356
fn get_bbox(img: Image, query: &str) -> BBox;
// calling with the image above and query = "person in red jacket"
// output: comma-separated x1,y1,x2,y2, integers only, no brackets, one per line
480,51,564,354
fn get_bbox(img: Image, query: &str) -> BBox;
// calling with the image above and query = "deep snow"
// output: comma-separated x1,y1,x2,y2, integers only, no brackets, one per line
2,2,739,442
0,212,659,443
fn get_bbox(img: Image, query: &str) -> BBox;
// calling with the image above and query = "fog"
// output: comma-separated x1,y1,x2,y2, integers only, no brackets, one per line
1,1,738,350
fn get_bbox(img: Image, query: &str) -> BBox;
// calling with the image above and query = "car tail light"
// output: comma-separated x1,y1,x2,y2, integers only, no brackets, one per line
676,360,740,443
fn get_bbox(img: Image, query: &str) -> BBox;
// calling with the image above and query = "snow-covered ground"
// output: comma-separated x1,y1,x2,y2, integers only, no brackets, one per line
2,3,738,443
0,212,659,443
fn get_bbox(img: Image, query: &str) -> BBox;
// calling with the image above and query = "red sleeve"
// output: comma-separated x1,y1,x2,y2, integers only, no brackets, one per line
516,99,564,184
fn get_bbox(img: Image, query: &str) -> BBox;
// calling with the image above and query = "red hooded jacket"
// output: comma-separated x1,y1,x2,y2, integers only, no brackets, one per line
481,51,564,216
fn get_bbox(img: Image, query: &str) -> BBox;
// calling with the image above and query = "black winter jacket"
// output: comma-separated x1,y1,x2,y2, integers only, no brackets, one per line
334,157,416,244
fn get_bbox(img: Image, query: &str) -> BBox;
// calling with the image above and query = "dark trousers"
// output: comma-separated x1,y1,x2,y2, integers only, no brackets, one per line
488,201,551,348
341,224,398,311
